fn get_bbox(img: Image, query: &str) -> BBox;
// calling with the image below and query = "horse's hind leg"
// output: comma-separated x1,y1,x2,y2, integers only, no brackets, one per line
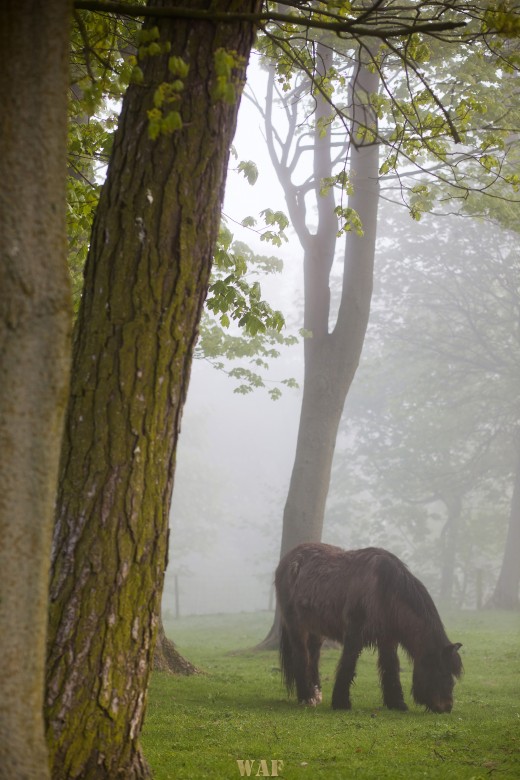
288,627,316,705
378,640,407,711
307,634,323,704
331,632,363,710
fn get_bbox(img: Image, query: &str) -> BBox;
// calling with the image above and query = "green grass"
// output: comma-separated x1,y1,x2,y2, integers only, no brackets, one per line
142,611,520,779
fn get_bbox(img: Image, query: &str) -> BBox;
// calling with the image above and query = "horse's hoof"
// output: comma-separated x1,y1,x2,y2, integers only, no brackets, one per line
299,697,317,707
386,700,408,711
314,686,323,704
331,699,351,710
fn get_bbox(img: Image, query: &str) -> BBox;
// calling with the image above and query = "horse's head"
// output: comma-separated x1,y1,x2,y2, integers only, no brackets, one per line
412,643,463,713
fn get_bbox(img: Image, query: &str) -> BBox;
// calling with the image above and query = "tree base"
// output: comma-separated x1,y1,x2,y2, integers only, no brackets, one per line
484,592,520,610
253,612,280,651
153,622,199,674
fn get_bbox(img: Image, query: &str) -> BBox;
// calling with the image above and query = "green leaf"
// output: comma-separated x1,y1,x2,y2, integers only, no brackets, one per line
162,111,183,133
168,56,190,78
147,42,161,57
237,160,259,185
129,66,144,85
147,108,162,140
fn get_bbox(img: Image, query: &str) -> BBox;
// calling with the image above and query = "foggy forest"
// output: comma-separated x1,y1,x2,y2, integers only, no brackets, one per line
168,69,520,617
1,2,519,780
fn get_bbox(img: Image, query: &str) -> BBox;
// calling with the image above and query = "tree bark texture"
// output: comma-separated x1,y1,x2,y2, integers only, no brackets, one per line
45,2,260,777
0,3,72,779
259,45,380,649
488,432,520,608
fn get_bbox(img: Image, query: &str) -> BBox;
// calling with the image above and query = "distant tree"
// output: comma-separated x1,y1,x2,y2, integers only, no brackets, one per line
328,204,520,606
488,430,520,608
254,39,380,647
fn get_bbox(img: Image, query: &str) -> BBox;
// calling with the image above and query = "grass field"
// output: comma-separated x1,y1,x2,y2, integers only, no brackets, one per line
142,610,520,779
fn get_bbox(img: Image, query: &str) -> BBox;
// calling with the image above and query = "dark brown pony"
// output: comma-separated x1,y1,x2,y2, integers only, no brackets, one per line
275,543,463,713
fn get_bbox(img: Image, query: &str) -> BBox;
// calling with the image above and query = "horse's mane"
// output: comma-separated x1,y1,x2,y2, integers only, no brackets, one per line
375,549,444,631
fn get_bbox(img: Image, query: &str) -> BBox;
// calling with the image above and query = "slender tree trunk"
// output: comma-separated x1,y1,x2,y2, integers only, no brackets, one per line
258,45,380,648
45,3,260,777
439,493,462,603
281,71,380,553
487,433,520,609
0,3,71,778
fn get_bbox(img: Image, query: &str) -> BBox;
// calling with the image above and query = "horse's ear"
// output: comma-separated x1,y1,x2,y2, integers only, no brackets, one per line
444,643,463,677
443,642,462,653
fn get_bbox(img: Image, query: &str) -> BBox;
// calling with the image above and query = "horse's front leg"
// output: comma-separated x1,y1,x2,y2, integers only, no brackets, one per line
331,632,363,710
378,640,408,711
307,633,323,704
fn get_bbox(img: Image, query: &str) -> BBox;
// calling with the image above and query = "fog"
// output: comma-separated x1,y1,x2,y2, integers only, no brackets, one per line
161,59,519,619
163,61,306,617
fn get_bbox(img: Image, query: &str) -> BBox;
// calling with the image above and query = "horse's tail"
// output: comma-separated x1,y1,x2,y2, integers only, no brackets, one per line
279,622,296,694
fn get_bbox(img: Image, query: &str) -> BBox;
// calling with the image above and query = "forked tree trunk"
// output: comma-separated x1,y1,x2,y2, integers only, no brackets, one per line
0,3,71,779
45,3,260,777
258,44,380,649
487,433,520,609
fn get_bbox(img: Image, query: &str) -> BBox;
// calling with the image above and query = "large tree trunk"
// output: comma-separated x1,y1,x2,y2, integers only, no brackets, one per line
258,46,380,648
0,3,71,779
487,433,520,609
45,3,260,777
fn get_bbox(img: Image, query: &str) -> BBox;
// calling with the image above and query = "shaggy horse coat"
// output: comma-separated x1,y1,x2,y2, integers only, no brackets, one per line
275,543,463,712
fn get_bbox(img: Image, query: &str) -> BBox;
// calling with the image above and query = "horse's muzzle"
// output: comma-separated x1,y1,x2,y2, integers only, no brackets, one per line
430,698,453,714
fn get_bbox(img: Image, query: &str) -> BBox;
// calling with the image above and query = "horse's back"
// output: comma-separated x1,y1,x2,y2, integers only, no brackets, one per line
275,543,385,641
275,543,435,644
276,543,401,590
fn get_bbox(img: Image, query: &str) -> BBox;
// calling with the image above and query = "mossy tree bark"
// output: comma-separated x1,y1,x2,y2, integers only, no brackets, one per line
258,44,380,649
0,3,71,779
45,2,260,777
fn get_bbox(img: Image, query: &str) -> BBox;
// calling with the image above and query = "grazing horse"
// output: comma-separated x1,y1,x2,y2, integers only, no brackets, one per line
275,543,463,713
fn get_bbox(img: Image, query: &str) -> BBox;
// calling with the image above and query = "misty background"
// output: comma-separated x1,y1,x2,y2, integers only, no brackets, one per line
162,58,515,619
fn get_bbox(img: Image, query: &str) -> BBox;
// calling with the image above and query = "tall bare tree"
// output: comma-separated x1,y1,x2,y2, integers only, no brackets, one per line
257,40,380,646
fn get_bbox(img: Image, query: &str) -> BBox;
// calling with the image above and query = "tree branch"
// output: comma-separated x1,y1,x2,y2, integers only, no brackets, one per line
73,1,467,39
